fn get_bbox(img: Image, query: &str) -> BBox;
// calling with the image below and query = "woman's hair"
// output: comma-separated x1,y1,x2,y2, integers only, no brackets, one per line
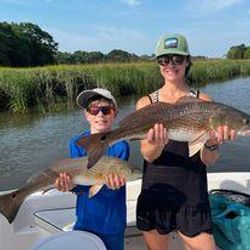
185,56,193,85
185,56,192,77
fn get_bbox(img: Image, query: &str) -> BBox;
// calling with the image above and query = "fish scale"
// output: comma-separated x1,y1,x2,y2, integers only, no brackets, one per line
0,156,141,224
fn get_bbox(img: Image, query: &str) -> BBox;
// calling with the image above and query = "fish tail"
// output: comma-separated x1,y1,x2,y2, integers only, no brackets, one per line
0,189,27,224
76,133,109,169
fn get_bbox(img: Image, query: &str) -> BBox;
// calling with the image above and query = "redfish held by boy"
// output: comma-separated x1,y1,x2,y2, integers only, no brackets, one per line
76,96,250,169
0,156,141,224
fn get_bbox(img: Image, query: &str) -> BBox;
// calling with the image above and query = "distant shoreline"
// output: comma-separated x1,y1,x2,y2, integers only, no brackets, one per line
1,59,250,113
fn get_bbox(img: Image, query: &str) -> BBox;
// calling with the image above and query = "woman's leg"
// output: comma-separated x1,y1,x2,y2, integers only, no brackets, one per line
178,231,217,250
143,230,168,250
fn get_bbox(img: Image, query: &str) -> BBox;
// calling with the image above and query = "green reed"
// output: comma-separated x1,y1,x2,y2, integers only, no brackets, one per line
0,59,250,113
189,59,247,87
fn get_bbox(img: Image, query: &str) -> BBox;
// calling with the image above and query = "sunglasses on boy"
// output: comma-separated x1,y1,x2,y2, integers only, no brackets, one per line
157,54,187,66
87,105,115,116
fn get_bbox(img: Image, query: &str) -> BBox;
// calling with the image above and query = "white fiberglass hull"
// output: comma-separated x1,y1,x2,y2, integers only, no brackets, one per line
0,172,250,250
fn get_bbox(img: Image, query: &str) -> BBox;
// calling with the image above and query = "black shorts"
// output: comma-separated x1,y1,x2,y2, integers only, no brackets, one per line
136,191,213,237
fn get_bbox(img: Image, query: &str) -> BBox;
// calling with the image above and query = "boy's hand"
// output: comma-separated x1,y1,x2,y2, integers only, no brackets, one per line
54,172,75,192
105,173,126,190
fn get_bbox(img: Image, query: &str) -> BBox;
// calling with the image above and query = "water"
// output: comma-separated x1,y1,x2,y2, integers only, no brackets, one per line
0,77,250,191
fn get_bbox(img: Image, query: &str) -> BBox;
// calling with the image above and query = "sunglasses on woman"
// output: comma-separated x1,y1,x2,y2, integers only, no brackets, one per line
87,105,115,116
157,54,186,66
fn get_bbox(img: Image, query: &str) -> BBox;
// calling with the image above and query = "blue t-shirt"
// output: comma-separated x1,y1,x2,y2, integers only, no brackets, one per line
70,130,130,235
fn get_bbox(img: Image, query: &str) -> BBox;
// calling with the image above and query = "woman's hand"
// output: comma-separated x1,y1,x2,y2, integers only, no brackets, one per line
206,125,237,146
105,173,126,190
54,172,75,192
136,97,168,163
141,123,168,162
201,125,237,166
212,125,237,143
146,123,168,146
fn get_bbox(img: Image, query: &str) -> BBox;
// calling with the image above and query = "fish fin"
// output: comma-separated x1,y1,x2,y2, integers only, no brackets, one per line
0,189,26,224
188,131,210,157
76,133,109,169
88,185,103,198
175,96,205,104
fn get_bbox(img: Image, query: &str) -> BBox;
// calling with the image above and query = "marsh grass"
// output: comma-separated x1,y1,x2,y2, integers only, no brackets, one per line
1,59,250,113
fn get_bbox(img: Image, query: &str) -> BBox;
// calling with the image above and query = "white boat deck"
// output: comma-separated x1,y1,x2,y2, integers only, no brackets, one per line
0,172,250,250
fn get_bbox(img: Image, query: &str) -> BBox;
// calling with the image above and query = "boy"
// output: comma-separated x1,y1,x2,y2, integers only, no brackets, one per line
55,88,129,250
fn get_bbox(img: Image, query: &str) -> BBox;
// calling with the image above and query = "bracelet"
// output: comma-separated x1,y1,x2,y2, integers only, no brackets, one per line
204,142,219,152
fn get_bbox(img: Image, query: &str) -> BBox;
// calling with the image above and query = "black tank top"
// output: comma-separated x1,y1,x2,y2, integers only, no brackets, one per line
141,89,209,204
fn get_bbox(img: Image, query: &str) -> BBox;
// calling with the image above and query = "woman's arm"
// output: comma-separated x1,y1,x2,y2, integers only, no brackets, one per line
198,93,220,165
136,96,168,163
200,134,220,166
198,92,236,166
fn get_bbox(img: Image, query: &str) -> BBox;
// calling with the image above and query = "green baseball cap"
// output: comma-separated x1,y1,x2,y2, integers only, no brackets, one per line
155,33,190,57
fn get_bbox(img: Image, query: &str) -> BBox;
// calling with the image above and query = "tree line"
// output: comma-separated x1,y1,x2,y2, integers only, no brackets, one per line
0,22,58,66
0,21,249,67
55,49,149,64
226,44,250,59
0,22,152,67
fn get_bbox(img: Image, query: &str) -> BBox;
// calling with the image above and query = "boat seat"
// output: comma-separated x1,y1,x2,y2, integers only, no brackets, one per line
29,231,107,250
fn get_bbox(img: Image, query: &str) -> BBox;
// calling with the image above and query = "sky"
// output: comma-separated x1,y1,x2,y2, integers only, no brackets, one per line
0,0,250,57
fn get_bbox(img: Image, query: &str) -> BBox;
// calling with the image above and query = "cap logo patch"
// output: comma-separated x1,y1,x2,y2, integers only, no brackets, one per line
164,38,178,49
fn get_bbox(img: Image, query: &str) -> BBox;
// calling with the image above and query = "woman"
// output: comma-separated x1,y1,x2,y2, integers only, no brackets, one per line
136,33,236,250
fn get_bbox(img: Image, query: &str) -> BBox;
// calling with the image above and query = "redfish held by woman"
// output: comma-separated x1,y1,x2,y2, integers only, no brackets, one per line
76,97,250,169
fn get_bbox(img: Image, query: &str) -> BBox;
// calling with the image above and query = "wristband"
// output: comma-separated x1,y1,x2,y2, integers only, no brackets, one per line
204,142,219,152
